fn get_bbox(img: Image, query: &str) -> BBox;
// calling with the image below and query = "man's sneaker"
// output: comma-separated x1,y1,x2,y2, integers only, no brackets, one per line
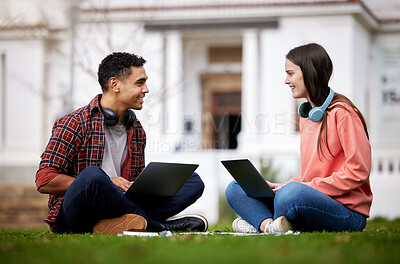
93,214,147,234
232,218,258,233
264,216,294,233
160,214,208,232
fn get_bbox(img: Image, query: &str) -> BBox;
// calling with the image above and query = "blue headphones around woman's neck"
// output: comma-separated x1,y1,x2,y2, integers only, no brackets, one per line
298,88,334,122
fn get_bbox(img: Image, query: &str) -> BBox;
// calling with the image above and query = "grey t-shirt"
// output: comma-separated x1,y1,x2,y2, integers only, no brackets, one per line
101,124,128,178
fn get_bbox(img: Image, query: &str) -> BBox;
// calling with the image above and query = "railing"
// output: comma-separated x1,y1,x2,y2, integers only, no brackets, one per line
371,149,400,177
369,149,400,219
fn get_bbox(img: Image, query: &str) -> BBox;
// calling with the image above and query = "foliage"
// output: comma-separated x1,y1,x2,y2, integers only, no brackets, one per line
218,194,237,224
259,157,279,182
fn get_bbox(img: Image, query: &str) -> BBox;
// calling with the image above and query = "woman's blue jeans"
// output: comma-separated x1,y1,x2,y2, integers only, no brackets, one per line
55,166,204,234
225,181,366,232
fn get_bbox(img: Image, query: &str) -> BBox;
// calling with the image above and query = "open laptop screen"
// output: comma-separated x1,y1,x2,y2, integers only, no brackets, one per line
125,162,198,198
222,159,275,198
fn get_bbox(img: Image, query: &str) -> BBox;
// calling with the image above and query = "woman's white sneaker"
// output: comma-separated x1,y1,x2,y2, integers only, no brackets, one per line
264,216,294,233
232,218,258,233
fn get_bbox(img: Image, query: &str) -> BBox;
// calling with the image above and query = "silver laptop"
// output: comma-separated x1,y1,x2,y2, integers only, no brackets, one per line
221,159,275,198
125,162,198,198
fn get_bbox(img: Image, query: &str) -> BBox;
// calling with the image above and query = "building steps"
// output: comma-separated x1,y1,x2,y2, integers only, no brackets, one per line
0,185,49,228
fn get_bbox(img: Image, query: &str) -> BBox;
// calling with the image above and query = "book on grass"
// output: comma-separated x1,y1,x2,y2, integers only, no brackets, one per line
121,231,160,237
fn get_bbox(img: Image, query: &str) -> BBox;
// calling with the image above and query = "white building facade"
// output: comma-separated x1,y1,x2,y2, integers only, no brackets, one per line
1,0,400,223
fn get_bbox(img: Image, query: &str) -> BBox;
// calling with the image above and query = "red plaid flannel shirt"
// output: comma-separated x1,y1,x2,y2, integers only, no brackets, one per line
35,94,146,231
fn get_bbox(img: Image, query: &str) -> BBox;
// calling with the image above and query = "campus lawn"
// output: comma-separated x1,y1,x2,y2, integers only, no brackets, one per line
1,217,399,264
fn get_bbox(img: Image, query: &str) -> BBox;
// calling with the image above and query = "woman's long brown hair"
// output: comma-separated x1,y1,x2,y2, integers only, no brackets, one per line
319,93,369,159
286,43,369,160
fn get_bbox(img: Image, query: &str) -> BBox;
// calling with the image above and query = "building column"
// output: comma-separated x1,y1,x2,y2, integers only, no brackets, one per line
163,31,184,151
238,29,260,153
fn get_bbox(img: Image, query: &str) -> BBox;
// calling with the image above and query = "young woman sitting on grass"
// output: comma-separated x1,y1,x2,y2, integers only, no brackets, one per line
226,43,372,233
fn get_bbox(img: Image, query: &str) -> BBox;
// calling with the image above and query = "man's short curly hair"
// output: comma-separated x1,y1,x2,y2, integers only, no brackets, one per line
98,52,146,92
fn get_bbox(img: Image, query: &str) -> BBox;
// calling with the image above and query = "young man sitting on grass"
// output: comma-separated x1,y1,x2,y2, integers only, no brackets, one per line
36,52,207,234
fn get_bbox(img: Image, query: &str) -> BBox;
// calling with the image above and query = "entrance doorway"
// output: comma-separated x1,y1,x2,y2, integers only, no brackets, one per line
212,92,241,149
201,73,241,149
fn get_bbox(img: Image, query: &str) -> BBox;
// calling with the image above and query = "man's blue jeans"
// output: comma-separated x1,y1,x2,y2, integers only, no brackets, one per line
225,181,366,232
56,166,204,234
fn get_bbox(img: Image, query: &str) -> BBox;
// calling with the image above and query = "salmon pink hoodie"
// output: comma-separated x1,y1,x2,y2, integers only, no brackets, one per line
287,102,372,217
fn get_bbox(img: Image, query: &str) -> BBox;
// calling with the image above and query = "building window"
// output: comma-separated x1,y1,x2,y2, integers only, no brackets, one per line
208,46,242,63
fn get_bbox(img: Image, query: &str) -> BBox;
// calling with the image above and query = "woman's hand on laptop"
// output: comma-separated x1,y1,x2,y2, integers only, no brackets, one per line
111,177,133,192
266,181,286,193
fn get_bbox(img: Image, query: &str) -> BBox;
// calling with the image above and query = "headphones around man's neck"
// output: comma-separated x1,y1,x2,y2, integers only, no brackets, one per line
100,106,137,127
298,88,334,122
98,94,136,127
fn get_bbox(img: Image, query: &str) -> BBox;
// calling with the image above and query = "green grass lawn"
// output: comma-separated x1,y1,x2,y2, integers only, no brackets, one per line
1,218,399,264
